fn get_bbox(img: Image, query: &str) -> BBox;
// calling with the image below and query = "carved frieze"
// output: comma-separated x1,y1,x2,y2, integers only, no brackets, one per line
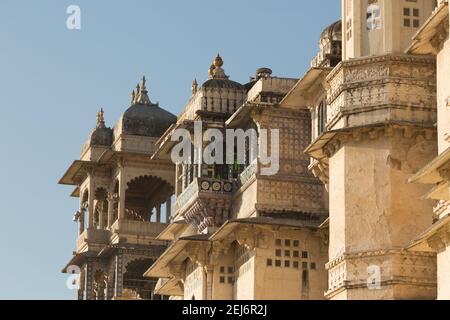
326,249,437,296
325,54,437,131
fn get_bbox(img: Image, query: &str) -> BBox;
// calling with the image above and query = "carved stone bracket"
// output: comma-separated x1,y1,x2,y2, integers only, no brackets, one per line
428,223,450,252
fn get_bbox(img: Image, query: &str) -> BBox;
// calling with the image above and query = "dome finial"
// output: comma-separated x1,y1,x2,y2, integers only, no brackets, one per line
208,53,228,79
192,78,198,95
96,108,105,128
135,76,152,105
214,53,224,68
141,76,147,91
131,89,136,104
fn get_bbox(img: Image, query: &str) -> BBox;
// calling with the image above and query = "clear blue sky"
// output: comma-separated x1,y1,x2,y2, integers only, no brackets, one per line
0,0,340,299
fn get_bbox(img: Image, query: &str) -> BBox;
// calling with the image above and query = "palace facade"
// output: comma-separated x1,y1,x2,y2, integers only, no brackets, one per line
60,0,450,300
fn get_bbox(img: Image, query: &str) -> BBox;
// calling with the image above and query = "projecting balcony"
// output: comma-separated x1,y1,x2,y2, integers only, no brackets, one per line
174,177,235,232
326,54,436,131
110,219,168,244
76,228,111,253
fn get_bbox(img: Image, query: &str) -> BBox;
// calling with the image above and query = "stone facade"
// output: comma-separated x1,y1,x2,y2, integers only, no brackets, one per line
61,0,450,300
60,78,176,300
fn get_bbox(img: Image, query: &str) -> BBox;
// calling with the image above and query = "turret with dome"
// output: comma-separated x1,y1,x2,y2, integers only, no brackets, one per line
80,76,177,160
311,20,342,68
115,76,177,139
180,54,247,121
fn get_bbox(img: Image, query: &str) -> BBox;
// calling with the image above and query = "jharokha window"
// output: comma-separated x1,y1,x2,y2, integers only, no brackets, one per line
367,0,382,31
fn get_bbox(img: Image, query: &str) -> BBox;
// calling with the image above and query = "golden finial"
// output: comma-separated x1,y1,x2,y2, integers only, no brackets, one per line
192,79,198,95
96,108,105,127
214,53,224,68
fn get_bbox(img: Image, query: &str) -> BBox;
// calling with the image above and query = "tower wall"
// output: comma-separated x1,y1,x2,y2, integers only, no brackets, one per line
342,0,436,60
323,54,438,299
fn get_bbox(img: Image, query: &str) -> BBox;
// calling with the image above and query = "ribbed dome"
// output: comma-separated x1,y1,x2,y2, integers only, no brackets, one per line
121,102,176,137
118,76,176,138
320,20,342,44
202,78,246,90
89,126,113,146
85,109,113,148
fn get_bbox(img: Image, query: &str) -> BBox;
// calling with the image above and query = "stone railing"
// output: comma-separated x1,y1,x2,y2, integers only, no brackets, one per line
175,180,199,212
110,219,167,238
76,229,111,251
175,177,235,214
238,160,258,187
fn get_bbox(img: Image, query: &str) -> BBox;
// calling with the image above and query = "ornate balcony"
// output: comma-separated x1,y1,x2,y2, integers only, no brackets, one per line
326,54,436,131
175,177,235,233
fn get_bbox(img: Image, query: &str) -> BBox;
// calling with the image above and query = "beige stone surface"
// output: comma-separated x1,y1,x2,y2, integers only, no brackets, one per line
61,1,450,300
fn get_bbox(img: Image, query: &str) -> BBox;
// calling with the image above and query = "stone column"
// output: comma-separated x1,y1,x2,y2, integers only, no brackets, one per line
98,201,105,230
118,169,126,220
205,266,214,300
106,259,116,300
77,268,85,300
114,254,124,298
85,261,94,300
88,178,95,229
156,205,161,223
166,195,172,224
106,193,116,229
181,164,187,191
78,209,85,235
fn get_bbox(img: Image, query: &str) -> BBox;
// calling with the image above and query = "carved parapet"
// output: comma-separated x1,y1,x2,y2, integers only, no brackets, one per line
326,54,437,131
325,249,437,298
76,229,111,253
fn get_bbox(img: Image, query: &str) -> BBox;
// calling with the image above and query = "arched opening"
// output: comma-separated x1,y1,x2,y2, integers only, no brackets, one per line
81,189,89,208
94,188,108,229
125,175,174,223
123,258,160,300
78,190,89,233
